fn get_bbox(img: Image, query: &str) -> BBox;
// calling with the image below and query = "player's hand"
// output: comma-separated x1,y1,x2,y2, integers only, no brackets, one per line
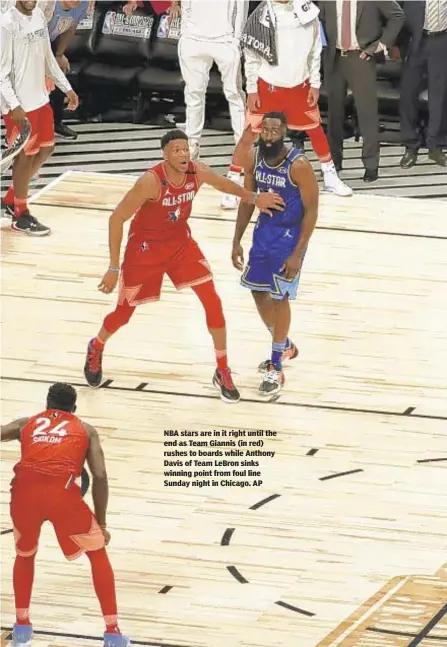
65,90,79,111
100,525,111,545
247,92,261,113
307,87,319,107
167,1,181,24
282,252,302,280
255,190,285,216
98,269,119,294
11,106,27,126
231,241,244,271
56,54,70,74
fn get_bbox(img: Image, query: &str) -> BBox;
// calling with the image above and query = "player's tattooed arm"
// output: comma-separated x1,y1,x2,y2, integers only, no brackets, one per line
99,171,160,294
232,166,257,271
1,418,29,442
84,423,109,531
195,162,285,214
283,158,319,278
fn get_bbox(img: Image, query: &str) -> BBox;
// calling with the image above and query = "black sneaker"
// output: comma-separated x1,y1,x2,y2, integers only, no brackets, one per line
1,198,14,218
11,210,51,236
55,122,78,140
84,339,103,387
213,368,240,403
258,343,298,373
259,364,284,396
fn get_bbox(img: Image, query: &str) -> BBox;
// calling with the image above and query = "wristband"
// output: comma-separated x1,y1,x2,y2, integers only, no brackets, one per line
108,266,120,272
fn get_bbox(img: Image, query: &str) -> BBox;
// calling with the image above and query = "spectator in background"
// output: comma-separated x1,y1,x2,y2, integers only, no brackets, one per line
236,0,352,199
124,0,171,14
44,0,90,140
319,0,404,183
166,0,249,209
398,0,447,168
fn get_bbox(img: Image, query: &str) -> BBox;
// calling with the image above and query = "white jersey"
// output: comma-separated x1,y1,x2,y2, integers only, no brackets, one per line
0,5,72,115
180,0,249,43
244,3,322,92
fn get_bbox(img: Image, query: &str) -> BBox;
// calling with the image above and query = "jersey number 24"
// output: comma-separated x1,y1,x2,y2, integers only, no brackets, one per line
32,417,69,438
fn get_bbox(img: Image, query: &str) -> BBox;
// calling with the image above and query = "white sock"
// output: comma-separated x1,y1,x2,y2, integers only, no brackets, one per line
321,161,336,173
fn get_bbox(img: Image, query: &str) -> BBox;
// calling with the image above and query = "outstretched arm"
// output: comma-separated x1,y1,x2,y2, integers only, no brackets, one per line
1,418,29,442
195,162,285,216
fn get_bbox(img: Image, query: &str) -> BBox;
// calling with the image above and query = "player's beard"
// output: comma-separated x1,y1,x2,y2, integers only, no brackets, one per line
258,138,284,163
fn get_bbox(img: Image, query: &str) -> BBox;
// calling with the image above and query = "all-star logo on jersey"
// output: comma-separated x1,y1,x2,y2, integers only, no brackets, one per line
168,208,181,222
140,241,149,251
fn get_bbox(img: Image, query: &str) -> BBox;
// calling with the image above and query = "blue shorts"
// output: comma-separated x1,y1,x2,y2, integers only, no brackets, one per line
241,244,302,300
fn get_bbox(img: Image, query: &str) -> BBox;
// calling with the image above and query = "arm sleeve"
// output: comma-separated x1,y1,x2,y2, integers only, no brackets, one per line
0,25,21,111
308,20,322,89
234,0,249,40
244,47,261,94
43,27,72,93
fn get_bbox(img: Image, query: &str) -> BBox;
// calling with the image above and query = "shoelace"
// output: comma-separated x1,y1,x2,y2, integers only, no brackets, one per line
87,345,102,373
264,368,281,383
220,367,235,390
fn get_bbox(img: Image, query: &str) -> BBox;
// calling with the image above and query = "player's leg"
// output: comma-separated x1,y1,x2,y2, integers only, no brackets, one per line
251,290,298,372
51,486,130,646
3,105,53,235
178,37,214,160
258,252,302,395
167,239,240,402
9,481,46,646
212,41,246,208
285,81,352,197
84,263,162,387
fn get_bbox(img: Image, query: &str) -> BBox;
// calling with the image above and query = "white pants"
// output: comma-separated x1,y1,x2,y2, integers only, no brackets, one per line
178,36,246,145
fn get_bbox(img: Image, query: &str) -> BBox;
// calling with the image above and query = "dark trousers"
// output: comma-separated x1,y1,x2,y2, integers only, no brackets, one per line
50,87,65,126
400,32,447,150
326,51,380,170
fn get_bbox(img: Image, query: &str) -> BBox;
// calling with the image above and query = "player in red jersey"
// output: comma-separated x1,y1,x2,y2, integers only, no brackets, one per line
83,129,285,403
1,383,130,647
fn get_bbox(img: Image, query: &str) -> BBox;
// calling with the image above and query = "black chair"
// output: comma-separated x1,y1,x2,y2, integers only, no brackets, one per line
64,3,102,90
137,15,183,98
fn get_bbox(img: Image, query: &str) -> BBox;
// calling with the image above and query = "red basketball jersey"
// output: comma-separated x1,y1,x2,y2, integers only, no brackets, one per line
126,161,199,251
14,409,89,479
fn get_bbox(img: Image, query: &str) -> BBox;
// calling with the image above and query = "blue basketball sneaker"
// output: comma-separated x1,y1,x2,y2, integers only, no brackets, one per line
12,624,33,647
104,632,131,647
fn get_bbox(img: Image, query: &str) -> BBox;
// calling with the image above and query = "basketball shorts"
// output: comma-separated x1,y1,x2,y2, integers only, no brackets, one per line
241,241,302,301
3,102,55,157
10,475,105,561
119,236,213,306
245,78,321,133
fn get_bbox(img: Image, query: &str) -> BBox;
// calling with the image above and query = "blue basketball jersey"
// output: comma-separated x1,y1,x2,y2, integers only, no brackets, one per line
253,147,305,251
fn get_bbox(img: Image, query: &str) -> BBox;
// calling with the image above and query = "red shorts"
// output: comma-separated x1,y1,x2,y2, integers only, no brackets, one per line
3,102,55,156
245,78,321,133
10,475,104,561
119,235,213,306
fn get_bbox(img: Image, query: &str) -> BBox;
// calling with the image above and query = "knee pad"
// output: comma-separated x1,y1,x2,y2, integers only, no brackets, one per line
193,281,226,329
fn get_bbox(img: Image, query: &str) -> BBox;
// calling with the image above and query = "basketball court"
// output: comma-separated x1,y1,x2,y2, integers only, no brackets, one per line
1,171,446,647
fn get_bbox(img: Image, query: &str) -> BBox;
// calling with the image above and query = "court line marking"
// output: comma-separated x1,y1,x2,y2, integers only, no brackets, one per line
407,603,447,646
28,170,72,204
0,627,190,647
366,626,447,640
3,375,446,421
31,197,447,242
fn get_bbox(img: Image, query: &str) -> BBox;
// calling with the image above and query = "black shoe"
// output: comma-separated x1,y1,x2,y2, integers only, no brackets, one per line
84,339,103,388
258,343,299,373
400,149,418,169
55,122,78,140
259,364,285,396
11,210,51,236
363,168,378,183
212,368,240,403
428,148,447,167
1,198,14,218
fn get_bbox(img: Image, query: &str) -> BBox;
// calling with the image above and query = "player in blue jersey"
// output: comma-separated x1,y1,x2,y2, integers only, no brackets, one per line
231,111,319,395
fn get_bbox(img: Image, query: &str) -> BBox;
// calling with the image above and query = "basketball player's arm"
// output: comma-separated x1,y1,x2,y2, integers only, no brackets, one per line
0,26,24,119
287,158,319,268
195,162,285,214
84,423,109,528
231,157,256,270
1,418,29,442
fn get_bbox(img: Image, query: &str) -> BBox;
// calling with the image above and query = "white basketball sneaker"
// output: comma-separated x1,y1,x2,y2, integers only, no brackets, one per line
12,624,33,647
221,170,242,210
322,164,353,196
